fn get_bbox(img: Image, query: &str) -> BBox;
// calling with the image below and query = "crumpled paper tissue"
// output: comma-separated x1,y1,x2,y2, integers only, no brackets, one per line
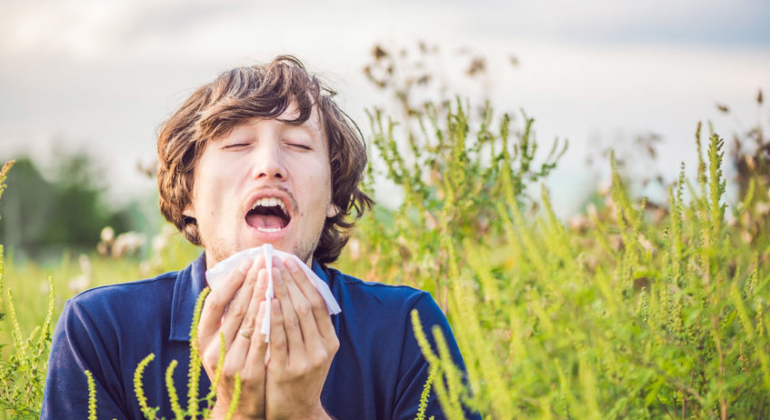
206,244,341,342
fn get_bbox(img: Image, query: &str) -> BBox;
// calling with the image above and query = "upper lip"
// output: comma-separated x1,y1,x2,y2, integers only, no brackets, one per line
242,187,296,221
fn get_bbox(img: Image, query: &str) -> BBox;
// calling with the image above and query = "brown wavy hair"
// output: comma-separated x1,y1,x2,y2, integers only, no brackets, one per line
157,56,373,264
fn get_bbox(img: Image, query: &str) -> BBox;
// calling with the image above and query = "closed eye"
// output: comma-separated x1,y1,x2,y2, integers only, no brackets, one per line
288,143,312,151
222,143,250,150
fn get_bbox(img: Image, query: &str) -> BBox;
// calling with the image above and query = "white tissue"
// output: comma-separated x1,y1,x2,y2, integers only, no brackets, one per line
205,244,341,343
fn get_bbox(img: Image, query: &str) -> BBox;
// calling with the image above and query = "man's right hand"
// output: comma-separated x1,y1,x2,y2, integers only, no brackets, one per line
198,256,269,420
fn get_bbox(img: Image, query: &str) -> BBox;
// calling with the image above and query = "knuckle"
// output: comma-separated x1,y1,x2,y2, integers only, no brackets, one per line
271,332,286,348
203,344,225,365
291,361,310,376
328,337,340,353
239,367,255,382
240,317,255,329
309,296,325,311
296,302,312,317
221,366,236,378
309,351,327,367
203,352,219,369
205,294,226,312
228,303,247,319
284,314,300,329
221,360,241,378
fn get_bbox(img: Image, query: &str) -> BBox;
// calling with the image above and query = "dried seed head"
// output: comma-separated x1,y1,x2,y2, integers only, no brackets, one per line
372,45,388,60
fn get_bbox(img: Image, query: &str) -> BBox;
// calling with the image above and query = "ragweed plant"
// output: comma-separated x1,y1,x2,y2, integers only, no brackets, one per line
0,160,57,419
359,99,565,309
383,125,770,419
341,50,770,418
84,370,97,420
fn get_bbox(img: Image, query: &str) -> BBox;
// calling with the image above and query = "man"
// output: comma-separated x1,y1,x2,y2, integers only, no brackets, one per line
42,56,476,419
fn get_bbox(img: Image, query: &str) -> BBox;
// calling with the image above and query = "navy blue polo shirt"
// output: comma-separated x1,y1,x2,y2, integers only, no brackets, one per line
41,253,479,419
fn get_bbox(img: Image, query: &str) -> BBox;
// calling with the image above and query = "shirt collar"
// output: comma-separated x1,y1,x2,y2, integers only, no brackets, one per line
169,252,331,342
169,252,208,342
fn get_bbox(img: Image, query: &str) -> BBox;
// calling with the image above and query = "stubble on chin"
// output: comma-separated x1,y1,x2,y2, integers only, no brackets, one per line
201,235,238,268
293,240,316,267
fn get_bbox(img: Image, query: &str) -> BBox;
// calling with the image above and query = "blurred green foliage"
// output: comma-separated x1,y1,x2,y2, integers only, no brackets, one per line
0,152,138,262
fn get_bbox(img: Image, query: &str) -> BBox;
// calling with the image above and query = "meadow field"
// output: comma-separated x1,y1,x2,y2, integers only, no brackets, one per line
0,50,768,419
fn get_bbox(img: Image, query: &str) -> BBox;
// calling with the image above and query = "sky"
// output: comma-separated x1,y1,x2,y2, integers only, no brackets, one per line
1,0,769,217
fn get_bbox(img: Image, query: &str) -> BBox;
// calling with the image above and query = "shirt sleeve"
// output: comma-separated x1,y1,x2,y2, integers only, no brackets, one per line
391,292,481,420
41,299,130,420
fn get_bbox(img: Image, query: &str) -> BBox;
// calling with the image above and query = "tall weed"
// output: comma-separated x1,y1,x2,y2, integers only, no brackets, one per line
337,107,770,418
0,161,56,419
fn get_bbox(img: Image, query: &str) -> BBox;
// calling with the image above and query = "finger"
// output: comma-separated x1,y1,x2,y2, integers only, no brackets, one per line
268,298,288,367
253,263,269,302
279,262,321,350
218,261,261,346
238,269,265,338
221,283,262,375
244,300,269,375
199,259,252,340
284,258,336,341
272,263,305,359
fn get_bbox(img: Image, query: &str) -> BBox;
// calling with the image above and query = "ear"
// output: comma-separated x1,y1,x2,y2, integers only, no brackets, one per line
327,202,340,218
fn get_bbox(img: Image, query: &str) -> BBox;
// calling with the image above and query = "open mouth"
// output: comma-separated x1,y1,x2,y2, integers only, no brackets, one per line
246,197,291,233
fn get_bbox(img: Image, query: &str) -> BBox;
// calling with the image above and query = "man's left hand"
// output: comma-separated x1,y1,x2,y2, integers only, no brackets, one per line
264,257,339,420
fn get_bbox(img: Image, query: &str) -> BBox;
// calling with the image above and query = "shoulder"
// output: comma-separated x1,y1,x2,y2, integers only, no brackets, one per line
53,270,184,362
67,271,179,313
58,271,181,340
326,266,433,310
324,266,446,327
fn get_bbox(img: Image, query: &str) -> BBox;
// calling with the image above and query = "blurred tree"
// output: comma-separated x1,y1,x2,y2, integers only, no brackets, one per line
0,158,57,258
0,152,133,261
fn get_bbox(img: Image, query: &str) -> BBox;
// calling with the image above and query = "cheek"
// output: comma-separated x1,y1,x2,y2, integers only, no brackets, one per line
191,171,232,219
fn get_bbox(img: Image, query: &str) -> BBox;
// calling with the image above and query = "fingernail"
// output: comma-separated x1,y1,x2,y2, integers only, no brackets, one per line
238,259,252,274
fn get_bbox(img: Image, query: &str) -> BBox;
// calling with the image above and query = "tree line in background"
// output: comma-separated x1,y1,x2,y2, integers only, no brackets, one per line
0,152,152,263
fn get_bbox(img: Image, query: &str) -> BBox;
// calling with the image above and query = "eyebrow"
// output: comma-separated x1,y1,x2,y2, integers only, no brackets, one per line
280,118,322,138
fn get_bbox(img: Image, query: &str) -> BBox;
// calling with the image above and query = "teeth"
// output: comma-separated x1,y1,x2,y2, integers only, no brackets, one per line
251,197,288,213
257,227,282,232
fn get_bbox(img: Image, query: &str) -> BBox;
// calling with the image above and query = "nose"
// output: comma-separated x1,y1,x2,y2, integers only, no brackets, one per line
250,141,287,181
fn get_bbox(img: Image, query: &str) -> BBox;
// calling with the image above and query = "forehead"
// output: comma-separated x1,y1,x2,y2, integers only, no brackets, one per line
278,101,324,133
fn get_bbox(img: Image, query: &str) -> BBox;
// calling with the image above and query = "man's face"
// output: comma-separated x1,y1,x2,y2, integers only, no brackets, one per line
184,103,336,267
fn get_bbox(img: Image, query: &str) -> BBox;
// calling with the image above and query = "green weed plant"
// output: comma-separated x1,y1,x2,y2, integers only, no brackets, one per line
0,161,57,419
336,97,770,418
